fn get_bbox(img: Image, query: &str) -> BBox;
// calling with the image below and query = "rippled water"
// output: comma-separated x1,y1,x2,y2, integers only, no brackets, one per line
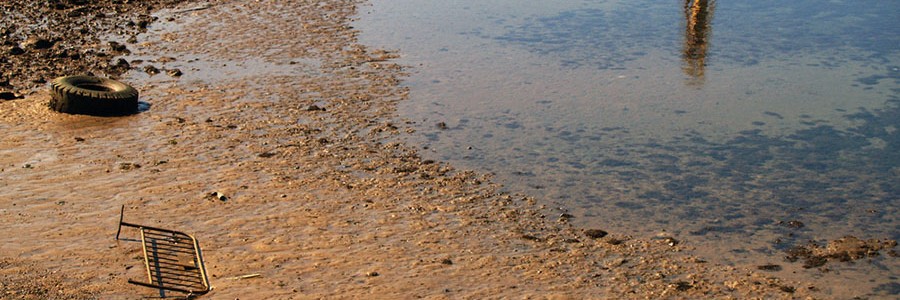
357,0,899,295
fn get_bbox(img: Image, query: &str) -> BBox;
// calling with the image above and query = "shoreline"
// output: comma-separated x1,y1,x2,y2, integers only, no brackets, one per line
1,0,881,298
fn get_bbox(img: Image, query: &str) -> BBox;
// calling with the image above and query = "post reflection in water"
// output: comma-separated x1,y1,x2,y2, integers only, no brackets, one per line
682,0,715,85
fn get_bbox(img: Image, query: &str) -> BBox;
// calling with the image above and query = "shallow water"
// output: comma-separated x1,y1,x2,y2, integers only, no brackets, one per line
357,0,899,296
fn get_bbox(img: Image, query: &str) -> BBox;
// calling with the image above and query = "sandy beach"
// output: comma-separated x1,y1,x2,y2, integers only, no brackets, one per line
1,0,894,299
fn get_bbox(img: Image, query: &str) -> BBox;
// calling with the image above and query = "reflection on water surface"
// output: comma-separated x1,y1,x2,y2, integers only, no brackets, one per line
682,0,714,84
357,0,899,296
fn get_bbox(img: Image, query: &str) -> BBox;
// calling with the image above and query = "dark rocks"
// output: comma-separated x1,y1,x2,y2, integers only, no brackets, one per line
0,1,190,93
757,264,782,271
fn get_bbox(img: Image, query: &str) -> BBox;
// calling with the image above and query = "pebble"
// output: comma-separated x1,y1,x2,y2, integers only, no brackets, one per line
584,229,608,239
144,65,160,75
8,46,25,55
166,68,183,77
108,41,128,52
209,191,228,201
664,237,679,246
0,91,21,100
305,104,325,111
21,37,53,50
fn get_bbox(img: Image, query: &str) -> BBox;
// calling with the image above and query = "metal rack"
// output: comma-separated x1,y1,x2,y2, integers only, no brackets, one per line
116,205,211,296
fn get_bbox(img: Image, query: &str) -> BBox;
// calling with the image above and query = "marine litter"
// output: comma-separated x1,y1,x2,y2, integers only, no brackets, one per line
0,0,895,299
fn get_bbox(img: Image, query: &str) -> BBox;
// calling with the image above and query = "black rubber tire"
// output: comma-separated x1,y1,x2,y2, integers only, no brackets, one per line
49,75,139,116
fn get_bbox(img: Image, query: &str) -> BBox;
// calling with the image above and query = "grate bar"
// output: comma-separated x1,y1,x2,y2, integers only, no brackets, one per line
117,205,211,296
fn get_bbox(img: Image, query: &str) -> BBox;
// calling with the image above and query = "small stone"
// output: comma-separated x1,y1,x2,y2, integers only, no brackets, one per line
664,237,679,246
803,256,827,269
606,238,624,245
144,65,160,75
436,122,448,130
9,46,25,55
366,271,379,277
114,58,130,69
22,37,53,50
108,41,128,52
305,104,325,111
440,258,453,265
0,91,21,100
209,192,228,201
166,68,183,77
757,264,782,271
584,229,608,239
119,163,141,170
673,281,693,291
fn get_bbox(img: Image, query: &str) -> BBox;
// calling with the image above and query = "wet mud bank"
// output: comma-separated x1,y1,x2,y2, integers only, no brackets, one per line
1,0,893,298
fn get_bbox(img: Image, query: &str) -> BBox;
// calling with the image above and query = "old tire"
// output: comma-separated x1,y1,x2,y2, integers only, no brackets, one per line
49,75,139,116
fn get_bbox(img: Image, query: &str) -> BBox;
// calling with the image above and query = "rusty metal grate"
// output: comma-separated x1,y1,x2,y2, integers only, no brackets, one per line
116,205,210,297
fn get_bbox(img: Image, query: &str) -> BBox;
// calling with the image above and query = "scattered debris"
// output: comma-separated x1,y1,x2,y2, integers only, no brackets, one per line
208,191,228,201
228,274,261,280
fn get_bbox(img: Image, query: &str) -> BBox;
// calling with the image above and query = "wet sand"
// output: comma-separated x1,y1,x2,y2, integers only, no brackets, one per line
0,0,837,298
